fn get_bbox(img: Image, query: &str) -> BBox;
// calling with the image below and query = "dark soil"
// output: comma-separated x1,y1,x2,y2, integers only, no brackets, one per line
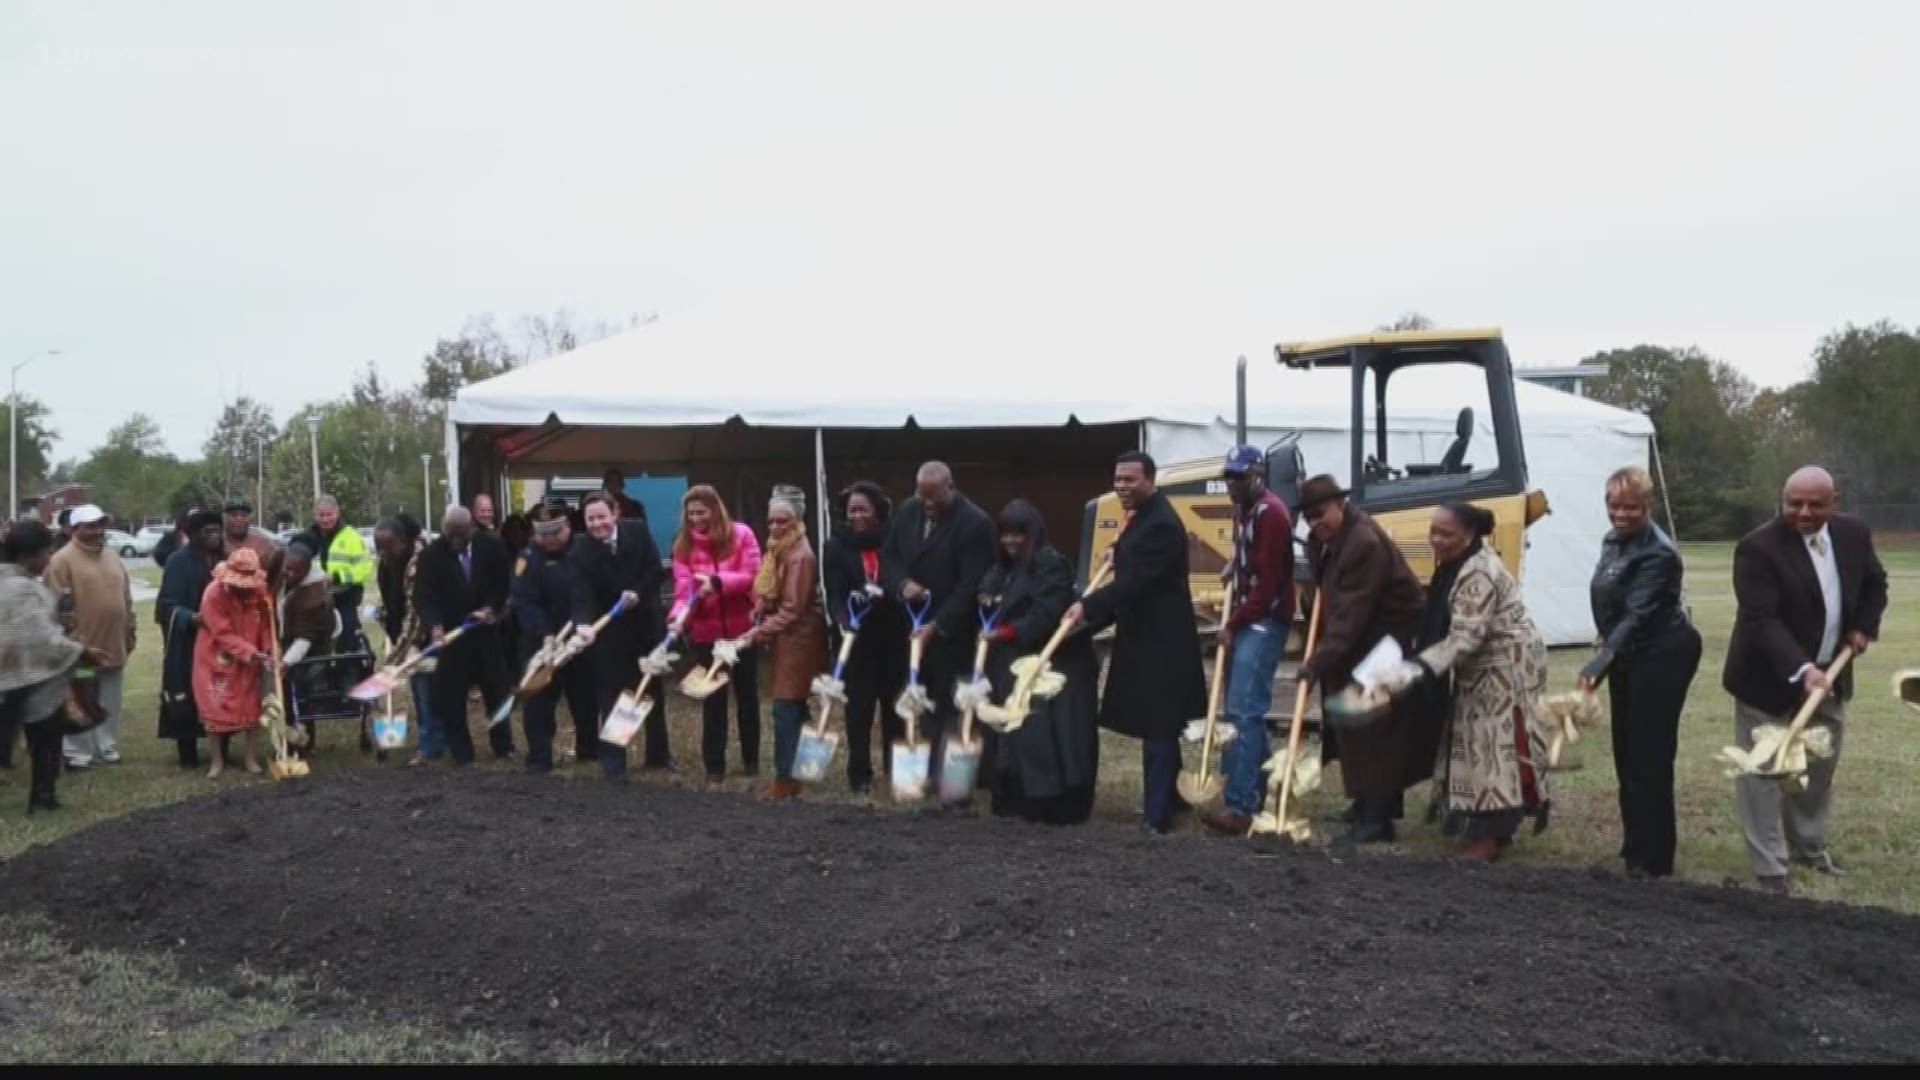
4,769,1919,1062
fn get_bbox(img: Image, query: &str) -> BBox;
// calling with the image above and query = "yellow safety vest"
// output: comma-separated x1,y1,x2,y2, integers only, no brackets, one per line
322,525,373,591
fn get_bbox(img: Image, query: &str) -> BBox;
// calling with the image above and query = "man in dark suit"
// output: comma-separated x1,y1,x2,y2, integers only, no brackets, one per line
509,503,600,773
413,505,517,767
570,490,672,781
881,461,995,798
1723,466,1888,895
1066,451,1208,835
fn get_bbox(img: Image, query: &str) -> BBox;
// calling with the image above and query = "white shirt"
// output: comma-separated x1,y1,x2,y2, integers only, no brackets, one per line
1792,524,1843,684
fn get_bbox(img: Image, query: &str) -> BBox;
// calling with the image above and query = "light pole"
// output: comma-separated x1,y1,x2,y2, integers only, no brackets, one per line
256,435,268,520
420,453,432,520
306,414,322,505
9,349,59,522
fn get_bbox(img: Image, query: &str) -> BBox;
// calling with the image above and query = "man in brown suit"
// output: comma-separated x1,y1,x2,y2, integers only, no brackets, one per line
1294,476,1434,846
1724,466,1887,895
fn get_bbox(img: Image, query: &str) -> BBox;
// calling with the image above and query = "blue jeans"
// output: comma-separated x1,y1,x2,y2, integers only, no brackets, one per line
1142,736,1180,831
772,699,808,781
1221,618,1286,816
411,672,445,760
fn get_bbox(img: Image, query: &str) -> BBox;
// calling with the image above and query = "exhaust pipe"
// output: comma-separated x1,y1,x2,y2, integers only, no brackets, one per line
1235,355,1248,446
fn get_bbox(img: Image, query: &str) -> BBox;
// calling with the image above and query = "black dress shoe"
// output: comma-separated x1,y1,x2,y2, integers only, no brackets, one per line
1333,820,1396,847
1139,821,1171,837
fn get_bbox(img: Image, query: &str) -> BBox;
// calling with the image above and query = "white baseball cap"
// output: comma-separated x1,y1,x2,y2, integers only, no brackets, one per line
67,504,108,526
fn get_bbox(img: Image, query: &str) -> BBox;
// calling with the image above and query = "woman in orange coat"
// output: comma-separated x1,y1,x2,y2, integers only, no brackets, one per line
192,547,276,779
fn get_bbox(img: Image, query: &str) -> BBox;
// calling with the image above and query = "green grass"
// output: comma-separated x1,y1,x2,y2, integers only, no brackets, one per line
7,548,1919,914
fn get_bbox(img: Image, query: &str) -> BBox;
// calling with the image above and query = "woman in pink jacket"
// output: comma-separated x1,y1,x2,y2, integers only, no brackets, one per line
671,485,764,784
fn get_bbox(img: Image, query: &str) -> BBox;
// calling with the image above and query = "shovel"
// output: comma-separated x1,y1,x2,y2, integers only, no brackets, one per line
371,690,410,751
515,594,631,700
810,593,873,705
1176,615,1233,809
1250,589,1324,841
976,562,1113,732
348,616,480,701
892,593,937,723
938,606,1003,803
605,606,693,746
262,595,310,781
1539,689,1602,771
680,634,745,701
1718,647,1853,794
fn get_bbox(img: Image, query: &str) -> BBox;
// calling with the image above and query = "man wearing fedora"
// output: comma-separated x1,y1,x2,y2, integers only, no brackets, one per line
1293,476,1433,846
1201,445,1297,836
1724,465,1887,895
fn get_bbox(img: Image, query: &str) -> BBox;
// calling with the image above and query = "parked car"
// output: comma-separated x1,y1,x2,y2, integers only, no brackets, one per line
134,525,172,553
104,529,149,559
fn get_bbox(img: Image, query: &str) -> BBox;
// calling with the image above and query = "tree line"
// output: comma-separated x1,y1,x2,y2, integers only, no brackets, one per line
5,311,644,529
6,313,1912,539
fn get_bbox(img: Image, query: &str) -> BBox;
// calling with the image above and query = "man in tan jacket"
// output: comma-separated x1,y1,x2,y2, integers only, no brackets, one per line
46,504,136,769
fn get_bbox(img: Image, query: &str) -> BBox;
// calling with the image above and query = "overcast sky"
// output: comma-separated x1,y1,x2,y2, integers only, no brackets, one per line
4,0,1916,460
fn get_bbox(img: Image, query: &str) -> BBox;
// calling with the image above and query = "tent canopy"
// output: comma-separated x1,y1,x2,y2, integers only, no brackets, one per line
450,305,1652,644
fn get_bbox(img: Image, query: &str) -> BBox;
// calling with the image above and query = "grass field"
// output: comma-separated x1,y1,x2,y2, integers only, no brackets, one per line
4,544,1916,913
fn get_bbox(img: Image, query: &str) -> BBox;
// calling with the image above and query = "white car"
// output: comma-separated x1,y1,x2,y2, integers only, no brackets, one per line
103,529,150,559
135,525,172,551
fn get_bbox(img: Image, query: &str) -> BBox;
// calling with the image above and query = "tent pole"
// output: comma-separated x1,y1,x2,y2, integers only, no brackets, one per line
443,412,459,517
1650,433,1678,540
814,427,830,610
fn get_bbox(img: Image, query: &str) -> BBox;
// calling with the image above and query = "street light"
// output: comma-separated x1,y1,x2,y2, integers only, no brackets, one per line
256,434,269,521
420,453,432,520
306,414,322,505
10,349,59,522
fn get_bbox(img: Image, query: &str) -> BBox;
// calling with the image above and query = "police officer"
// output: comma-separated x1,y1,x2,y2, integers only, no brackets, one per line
509,503,601,772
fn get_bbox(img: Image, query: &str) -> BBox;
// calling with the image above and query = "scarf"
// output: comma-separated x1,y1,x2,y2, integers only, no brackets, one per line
831,521,886,553
755,521,805,603
1417,538,1484,651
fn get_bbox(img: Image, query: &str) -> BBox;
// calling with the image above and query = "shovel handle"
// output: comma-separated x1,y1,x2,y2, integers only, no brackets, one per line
833,626,858,679
958,636,993,743
1196,634,1231,785
1082,558,1115,597
907,634,925,688
1265,589,1324,836
1769,647,1853,774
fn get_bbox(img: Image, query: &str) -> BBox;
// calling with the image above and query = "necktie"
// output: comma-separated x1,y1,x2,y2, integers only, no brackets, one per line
1810,534,1826,557
460,550,471,581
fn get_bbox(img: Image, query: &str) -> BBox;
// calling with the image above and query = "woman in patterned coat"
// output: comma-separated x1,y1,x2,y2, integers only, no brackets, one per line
1384,501,1552,863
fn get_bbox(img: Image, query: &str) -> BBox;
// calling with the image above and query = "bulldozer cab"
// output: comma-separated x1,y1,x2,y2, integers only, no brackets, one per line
1275,327,1529,514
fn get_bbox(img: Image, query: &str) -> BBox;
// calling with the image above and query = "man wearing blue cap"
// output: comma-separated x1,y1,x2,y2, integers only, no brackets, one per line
1202,445,1297,835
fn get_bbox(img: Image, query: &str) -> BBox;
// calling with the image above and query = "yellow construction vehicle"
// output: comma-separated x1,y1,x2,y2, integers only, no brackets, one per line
1080,327,1551,634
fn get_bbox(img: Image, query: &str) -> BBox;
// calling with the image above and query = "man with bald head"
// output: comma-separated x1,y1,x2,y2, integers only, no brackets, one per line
1723,466,1887,895
882,460,996,802
413,504,517,766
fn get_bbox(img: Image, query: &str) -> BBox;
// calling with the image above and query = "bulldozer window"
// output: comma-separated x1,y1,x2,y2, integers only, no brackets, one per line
1359,361,1504,505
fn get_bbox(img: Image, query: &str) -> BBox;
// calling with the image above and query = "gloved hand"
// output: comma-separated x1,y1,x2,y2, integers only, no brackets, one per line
639,644,681,677
953,677,994,712
862,582,884,600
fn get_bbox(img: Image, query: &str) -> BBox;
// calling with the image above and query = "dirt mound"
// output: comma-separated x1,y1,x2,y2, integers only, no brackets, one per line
4,769,1919,1062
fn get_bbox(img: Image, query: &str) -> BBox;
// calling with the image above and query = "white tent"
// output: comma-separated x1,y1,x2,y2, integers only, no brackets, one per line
450,304,1652,644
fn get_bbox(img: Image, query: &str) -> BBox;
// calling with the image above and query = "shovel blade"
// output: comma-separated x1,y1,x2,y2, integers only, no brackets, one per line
599,693,646,747
793,729,840,784
890,741,932,802
1176,771,1225,808
372,712,409,750
937,740,981,804
347,673,396,702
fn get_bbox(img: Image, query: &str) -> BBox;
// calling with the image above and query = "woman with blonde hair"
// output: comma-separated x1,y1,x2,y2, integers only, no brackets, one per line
1577,465,1699,879
670,484,764,784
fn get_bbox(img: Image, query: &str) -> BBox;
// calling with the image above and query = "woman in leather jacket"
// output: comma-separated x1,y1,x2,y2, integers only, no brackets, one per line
1577,466,1701,879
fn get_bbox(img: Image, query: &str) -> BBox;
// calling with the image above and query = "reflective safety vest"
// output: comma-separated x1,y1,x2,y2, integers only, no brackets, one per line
319,523,373,593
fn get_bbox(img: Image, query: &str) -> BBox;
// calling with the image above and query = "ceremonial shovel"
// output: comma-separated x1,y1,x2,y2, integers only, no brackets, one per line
1718,647,1854,794
890,594,938,801
1539,689,1603,771
601,607,691,748
679,634,746,701
262,596,310,781
1250,589,1324,841
938,605,1004,804
976,561,1113,732
513,594,630,700
796,596,873,784
348,616,481,702
1176,606,1232,808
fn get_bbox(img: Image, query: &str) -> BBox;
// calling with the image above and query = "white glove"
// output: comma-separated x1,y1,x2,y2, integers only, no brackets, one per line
713,638,745,667
953,677,993,712
639,646,680,677
862,582,884,600
1378,660,1424,694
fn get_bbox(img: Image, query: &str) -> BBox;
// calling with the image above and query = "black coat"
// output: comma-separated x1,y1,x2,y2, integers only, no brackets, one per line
412,531,511,634
981,546,1098,799
1581,522,1690,684
376,550,409,643
1077,491,1207,741
822,524,908,685
881,491,996,692
1722,513,1888,717
570,519,667,660
510,535,592,660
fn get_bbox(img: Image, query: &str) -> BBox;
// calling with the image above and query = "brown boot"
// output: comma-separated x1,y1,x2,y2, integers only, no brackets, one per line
758,779,802,802
1200,808,1253,835
1460,837,1501,863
